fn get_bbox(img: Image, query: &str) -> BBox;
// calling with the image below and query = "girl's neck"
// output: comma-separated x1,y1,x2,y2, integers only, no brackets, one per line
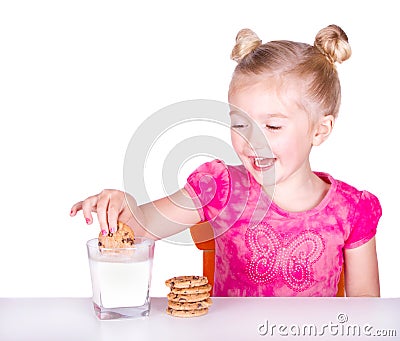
263,165,330,213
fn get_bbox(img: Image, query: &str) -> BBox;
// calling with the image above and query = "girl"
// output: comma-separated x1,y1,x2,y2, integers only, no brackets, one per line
71,25,381,297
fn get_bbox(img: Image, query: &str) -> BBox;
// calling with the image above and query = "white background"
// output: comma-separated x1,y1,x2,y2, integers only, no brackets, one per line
0,0,399,298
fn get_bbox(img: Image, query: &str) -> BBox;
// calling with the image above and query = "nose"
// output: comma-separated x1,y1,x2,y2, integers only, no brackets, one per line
245,123,271,154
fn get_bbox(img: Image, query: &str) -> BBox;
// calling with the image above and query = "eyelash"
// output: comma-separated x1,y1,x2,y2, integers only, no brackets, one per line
231,124,282,131
265,125,282,131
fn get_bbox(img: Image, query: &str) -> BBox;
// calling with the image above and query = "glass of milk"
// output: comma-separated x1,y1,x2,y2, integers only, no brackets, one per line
87,237,155,320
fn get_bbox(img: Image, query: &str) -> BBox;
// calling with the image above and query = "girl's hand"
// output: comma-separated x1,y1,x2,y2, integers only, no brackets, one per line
70,189,141,236
71,188,201,240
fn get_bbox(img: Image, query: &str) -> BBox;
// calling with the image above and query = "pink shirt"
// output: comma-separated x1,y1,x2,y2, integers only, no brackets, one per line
185,160,382,297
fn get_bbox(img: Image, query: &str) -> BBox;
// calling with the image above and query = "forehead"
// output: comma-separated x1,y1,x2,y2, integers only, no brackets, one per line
228,75,309,120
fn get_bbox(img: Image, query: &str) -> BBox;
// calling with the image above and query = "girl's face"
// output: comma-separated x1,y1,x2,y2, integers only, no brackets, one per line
228,77,316,190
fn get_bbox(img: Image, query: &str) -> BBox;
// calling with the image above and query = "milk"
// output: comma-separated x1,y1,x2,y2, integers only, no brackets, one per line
89,256,151,308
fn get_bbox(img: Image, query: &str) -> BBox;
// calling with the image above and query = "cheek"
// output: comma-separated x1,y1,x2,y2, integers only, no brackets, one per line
269,132,310,158
231,131,246,152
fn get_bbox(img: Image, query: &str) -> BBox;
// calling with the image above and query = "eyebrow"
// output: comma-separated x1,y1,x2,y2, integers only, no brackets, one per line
229,111,288,119
265,113,288,119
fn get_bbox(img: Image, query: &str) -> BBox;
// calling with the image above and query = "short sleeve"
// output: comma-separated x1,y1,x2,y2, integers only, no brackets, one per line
344,191,382,249
184,159,231,222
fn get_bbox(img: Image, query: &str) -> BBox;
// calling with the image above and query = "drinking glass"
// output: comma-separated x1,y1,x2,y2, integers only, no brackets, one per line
87,237,155,320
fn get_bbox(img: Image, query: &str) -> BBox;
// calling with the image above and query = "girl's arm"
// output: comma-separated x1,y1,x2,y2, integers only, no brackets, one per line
343,237,380,297
70,188,202,239
138,188,202,239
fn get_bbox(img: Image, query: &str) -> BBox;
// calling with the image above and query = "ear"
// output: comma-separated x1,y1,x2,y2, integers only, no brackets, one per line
312,115,335,146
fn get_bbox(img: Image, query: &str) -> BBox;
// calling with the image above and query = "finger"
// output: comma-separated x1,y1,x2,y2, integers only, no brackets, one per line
107,204,119,233
81,195,98,226
70,201,83,217
96,193,110,235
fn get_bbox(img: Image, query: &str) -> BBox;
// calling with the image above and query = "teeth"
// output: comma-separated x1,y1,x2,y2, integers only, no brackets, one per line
254,157,275,168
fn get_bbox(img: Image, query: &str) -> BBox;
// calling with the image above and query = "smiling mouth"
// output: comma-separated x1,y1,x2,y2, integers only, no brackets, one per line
251,156,276,171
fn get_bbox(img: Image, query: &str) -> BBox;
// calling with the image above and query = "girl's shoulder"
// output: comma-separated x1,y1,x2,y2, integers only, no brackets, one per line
315,172,382,249
186,159,248,186
316,171,381,211
317,172,382,237
185,159,248,222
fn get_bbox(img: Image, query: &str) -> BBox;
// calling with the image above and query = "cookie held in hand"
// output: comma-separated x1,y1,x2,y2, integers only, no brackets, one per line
98,221,135,249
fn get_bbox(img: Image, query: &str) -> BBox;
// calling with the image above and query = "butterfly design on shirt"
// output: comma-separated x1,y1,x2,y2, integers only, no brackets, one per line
245,223,325,292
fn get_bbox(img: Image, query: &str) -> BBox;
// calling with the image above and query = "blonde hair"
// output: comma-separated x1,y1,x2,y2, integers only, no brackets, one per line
229,25,351,118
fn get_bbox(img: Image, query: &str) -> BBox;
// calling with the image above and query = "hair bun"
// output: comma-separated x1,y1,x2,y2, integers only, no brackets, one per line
231,28,262,63
314,25,351,64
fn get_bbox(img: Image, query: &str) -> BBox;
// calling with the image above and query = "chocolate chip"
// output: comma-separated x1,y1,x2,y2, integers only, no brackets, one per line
124,232,129,236
98,241,102,247
108,232,113,237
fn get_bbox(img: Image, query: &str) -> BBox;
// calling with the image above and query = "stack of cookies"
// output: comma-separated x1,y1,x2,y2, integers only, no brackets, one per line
165,276,212,318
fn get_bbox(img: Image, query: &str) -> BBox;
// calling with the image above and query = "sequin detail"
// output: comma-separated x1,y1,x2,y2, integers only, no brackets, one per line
245,223,325,292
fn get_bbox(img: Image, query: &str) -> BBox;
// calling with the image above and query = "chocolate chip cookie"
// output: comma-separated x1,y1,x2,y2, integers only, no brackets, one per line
165,275,208,289
165,275,213,318
98,221,135,249
166,307,209,318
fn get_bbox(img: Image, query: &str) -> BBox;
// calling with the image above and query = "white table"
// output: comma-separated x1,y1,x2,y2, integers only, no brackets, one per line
0,297,399,340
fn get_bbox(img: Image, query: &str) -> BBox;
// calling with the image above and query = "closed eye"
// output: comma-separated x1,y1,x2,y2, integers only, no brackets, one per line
231,124,248,129
266,125,281,131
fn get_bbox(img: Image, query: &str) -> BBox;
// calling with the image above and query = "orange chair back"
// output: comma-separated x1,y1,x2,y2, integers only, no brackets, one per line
190,221,215,296
336,266,345,297
190,221,345,297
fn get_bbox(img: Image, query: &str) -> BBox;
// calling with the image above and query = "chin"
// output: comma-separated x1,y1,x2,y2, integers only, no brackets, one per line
244,163,276,188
